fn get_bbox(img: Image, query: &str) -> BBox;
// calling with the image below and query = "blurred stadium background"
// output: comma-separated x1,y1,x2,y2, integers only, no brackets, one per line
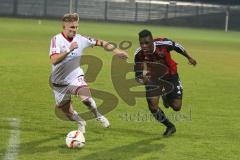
1,0,240,31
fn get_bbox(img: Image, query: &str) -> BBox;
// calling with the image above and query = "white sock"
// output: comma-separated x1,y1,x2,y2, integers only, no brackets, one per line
72,110,85,124
82,97,102,118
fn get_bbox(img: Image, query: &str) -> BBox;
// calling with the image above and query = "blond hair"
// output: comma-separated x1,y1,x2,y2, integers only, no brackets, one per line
62,13,79,22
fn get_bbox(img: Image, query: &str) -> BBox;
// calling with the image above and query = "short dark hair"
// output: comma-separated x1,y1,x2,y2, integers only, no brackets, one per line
138,29,153,39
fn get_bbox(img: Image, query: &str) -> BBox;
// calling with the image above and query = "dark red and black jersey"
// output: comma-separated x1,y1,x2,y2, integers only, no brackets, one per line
134,38,185,80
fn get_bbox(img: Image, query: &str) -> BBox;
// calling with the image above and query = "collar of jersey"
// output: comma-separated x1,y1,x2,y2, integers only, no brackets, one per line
61,32,74,42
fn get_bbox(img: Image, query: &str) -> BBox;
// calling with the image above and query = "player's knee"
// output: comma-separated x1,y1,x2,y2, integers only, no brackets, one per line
147,99,155,106
149,107,158,113
55,102,72,120
147,103,158,113
171,103,182,111
173,106,181,111
168,99,182,111
57,101,71,113
82,97,97,109
82,98,91,106
146,98,159,113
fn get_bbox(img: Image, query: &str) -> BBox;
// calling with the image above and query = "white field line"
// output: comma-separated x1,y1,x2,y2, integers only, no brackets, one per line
3,118,20,160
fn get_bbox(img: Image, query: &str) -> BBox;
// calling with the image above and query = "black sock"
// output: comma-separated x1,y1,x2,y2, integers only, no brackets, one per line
152,109,174,128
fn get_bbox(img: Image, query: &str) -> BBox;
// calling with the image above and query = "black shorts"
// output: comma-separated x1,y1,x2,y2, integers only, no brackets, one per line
164,74,183,99
145,74,183,100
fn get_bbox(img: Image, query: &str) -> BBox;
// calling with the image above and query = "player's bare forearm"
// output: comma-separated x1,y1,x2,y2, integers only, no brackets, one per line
173,42,197,66
180,50,197,66
50,42,78,65
96,40,129,59
50,51,71,65
179,50,191,59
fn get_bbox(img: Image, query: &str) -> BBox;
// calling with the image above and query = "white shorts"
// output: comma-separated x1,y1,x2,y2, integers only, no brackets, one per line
52,76,88,106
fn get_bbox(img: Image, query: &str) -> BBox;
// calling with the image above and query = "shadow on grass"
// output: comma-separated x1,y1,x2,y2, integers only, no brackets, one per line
110,127,161,136
0,134,66,158
0,123,166,158
21,135,65,155
78,137,165,160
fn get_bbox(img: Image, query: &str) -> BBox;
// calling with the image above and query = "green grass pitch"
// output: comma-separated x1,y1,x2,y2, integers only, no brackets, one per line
0,17,240,160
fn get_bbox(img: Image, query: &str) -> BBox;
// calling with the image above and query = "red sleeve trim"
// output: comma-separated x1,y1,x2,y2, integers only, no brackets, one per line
50,53,60,58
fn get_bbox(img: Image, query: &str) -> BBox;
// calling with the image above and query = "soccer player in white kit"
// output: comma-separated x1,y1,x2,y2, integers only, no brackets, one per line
49,13,128,133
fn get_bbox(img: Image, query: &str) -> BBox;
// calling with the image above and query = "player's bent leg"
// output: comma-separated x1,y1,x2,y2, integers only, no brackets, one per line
164,73,183,111
56,101,86,133
146,96,176,136
146,96,170,124
168,99,182,111
75,86,92,102
146,96,160,113
82,97,110,128
76,87,110,128
55,101,73,120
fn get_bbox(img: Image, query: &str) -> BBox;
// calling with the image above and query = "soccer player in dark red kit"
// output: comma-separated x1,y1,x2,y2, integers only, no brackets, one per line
134,29,197,136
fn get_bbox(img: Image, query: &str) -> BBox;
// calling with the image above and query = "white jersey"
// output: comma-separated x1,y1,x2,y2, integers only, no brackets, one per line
49,33,96,85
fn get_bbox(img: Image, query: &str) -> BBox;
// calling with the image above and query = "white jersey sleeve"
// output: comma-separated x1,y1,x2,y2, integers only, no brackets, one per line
49,36,61,57
81,36,97,48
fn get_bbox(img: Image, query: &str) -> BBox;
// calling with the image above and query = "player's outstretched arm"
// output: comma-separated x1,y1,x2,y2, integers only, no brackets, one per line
96,40,129,59
50,42,78,65
173,42,197,66
180,50,197,66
